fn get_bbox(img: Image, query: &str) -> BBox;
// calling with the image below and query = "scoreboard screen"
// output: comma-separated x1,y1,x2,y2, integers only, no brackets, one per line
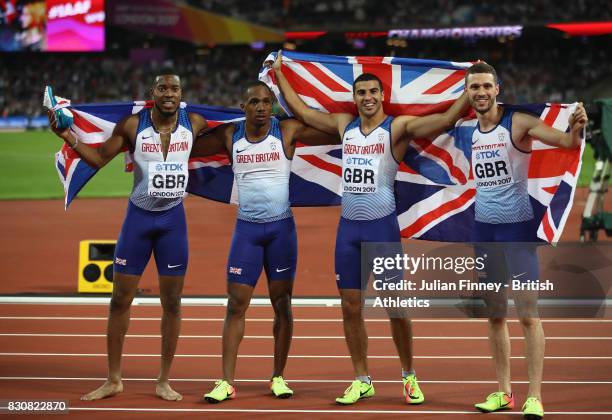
0,0,105,52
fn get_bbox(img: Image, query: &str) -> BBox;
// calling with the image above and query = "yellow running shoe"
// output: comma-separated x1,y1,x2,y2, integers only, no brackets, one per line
522,397,544,419
270,376,294,398
403,374,425,404
474,391,514,412
204,380,235,403
335,380,375,405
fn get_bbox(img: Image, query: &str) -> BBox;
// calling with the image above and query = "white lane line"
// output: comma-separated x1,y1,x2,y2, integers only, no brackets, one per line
0,353,610,360
4,296,608,310
62,407,612,415
1,333,612,340
0,297,340,306
1,316,612,323
1,376,611,385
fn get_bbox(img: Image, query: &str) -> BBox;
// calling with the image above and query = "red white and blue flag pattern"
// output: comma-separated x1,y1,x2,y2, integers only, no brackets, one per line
54,51,583,243
260,51,584,243
54,101,243,207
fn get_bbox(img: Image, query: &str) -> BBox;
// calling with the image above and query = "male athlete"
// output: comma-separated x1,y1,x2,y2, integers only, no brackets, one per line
192,81,339,402
48,73,208,401
463,62,587,419
273,52,469,405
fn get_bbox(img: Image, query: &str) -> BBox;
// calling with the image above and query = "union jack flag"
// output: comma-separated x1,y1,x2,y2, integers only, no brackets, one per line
53,100,340,208
53,51,583,244
54,101,244,208
259,50,584,243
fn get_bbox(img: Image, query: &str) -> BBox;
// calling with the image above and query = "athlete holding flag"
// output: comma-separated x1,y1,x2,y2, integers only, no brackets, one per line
463,62,587,419
48,73,208,401
273,51,469,406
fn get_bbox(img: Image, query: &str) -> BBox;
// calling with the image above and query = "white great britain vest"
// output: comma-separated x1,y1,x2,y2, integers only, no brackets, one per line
341,116,399,220
231,118,292,222
471,109,533,224
130,108,193,211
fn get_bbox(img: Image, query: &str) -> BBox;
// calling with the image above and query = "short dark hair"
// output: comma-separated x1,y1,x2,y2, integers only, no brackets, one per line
154,72,181,85
242,81,274,100
465,62,498,85
352,73,383,93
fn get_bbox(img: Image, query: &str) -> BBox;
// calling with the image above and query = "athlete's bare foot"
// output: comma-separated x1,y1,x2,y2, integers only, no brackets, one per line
81,380,123,401
156,381,183,401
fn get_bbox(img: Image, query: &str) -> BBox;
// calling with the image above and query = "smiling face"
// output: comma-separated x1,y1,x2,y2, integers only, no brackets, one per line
465,72,499,115
151,75,181,117
353,80,384,118
241,84,273,127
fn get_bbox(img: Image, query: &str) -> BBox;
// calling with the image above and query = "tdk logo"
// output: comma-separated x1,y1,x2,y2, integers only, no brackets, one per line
476,150,501,160
156,163,184,171
346,157,373,166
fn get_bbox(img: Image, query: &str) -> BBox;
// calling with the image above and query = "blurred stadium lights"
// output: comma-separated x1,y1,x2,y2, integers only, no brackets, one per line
284,31,327,40
344,32,387,39
250,41,265,51
547,21,612,36
283,21,612,42
107,0,283,45
386,38,407,48
351,38,366,49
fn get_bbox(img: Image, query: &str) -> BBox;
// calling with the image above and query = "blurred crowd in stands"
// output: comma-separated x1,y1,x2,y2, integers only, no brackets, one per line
1,46,269,118
2,0,611,118
189,0,612,28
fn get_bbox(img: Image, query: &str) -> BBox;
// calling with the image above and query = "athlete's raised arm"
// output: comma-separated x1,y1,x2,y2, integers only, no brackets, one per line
48,109,133,169
281,118,341,148
513,102,587,149
272,51,352,136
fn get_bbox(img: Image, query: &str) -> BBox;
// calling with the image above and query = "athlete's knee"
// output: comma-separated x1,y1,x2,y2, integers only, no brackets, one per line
272,295,291,312
110,292,133,314
271,293,292,319
158,278,183,317
226,294,250,319
109,282,137,313
519,317,540,329
160,294,181,317
341,295,362,320
270,287,291,309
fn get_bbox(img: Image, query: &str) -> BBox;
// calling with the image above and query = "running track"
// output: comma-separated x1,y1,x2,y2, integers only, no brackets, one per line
1,302,611,418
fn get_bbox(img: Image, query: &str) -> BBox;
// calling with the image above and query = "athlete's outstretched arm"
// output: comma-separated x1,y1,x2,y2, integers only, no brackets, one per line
402,92,469,140
273,51,350,136
48,110,130,169
283,119,341,146
514,103,587,149
191,124,231,157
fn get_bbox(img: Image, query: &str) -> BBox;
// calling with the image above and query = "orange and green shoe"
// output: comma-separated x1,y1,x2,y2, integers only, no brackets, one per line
402,374,425,404
522,397,544,419
474,391,514,412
